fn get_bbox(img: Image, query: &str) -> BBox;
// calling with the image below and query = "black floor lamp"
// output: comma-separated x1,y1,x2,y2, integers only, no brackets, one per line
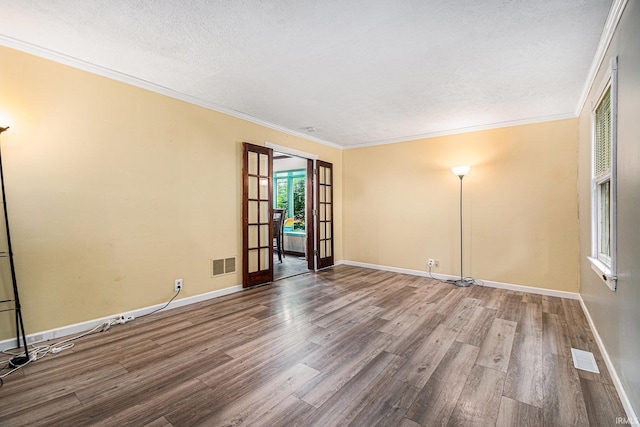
0,126,30,367
448,165,473,287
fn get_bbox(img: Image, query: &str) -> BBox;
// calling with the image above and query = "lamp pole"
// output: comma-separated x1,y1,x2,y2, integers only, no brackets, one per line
0,126,30,366
458,173,464,282
450,166,471,287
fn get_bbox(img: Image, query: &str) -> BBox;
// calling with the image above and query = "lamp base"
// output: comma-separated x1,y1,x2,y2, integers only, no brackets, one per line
9,355,30,367
447,278,474,288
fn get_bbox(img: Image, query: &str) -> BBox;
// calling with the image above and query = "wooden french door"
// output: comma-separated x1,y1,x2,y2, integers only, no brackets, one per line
306,159,315,270
242,143,273,287
315,160,334,269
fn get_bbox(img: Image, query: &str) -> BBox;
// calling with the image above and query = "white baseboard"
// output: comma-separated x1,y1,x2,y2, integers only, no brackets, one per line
579,298,639,426
341,260,580,300
0,284,244,352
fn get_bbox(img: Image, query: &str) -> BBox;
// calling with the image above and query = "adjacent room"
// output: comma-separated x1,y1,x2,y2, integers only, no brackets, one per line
272,151,313,281
0,1,638,425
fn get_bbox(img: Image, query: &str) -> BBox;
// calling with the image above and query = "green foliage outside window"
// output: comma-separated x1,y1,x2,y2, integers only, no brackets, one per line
276,180,288,211
274,169,305,231
292,177,305,230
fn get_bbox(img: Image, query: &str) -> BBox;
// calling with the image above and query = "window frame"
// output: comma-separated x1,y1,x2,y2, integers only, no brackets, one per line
273,168,306,231
589,56,618,291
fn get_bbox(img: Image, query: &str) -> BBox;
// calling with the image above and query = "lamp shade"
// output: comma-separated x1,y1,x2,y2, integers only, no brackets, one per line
452,165,471,177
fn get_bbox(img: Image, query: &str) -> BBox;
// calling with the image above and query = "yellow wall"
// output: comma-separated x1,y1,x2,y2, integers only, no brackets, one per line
0,46,342,340
343,119,579,291
0,43,581,342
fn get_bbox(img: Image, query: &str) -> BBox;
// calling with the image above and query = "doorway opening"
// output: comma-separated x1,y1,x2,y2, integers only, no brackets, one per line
273,151,312,280
242,142,333,287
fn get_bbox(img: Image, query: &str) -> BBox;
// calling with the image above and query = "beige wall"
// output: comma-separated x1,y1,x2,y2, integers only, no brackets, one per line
0,41,590,347
343,119,579,292
0,46,342,340
578,1,640,415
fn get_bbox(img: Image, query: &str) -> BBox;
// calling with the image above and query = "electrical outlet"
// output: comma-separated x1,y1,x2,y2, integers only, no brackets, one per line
28,334,45,344
428,259,440,268
175,278,183,292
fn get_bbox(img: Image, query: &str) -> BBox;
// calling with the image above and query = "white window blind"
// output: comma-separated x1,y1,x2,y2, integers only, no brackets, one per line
594,89,611,177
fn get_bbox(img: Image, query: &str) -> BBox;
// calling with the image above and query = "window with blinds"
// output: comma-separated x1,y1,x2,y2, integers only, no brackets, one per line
589,56,617,291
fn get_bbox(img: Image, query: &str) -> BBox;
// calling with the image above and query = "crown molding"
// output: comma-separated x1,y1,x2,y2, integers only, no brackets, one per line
0,35,342,150
343,112,577,150
574,0,628,116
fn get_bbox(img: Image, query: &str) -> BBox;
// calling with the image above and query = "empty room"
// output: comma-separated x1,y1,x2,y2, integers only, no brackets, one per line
0,1,638,426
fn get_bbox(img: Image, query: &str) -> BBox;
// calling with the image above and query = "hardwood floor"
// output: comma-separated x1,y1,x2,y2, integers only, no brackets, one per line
273,254,310,281
0,265,627,426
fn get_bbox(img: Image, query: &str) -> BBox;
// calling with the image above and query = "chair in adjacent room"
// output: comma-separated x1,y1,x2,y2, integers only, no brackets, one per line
273,208,286,263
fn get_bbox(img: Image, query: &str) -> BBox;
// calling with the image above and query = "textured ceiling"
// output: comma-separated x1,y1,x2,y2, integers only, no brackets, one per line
0,0,613,147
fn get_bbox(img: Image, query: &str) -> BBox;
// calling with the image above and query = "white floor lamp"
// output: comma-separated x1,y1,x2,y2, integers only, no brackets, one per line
449,165,473,287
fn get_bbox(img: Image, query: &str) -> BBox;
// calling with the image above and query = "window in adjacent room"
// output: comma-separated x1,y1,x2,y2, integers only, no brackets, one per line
274,169,306,231
589,56,617,291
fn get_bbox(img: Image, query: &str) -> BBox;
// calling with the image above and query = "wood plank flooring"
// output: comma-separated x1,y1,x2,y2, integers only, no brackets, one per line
273,254,310,281
0,265,627,426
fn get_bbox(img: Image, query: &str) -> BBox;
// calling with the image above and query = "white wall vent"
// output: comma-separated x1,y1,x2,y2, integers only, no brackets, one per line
571,348,600,373
212,257,236,276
